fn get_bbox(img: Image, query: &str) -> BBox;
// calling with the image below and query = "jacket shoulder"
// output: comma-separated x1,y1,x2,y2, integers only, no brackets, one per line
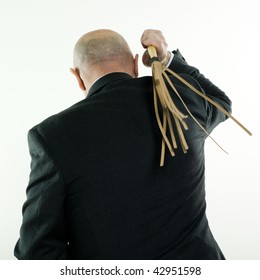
30,98,88,136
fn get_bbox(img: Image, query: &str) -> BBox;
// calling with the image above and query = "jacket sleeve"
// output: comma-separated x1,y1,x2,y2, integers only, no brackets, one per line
14,128,69,259
168,49,232,133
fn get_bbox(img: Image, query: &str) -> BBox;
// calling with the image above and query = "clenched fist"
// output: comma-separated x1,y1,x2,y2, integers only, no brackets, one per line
141,29,170,67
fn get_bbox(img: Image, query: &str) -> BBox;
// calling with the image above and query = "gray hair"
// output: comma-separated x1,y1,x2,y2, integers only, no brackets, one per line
73,30,133,69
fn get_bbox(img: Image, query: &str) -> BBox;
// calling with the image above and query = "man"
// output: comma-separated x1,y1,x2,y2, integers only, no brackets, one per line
14,29,231,259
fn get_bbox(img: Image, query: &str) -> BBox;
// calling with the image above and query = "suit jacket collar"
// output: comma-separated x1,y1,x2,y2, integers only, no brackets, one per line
87,72,133,98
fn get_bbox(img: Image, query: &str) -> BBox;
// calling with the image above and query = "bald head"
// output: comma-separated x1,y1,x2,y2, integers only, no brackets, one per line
71,29,138,93
74,29,133,68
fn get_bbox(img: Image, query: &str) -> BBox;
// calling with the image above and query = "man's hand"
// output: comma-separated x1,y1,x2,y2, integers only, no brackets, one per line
141,29,169,67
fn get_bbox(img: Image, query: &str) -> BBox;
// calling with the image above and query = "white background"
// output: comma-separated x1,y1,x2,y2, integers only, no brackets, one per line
0,0,259,260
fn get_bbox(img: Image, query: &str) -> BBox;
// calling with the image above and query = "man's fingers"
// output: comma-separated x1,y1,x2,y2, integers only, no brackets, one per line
142,50,151,67
140,29,168,64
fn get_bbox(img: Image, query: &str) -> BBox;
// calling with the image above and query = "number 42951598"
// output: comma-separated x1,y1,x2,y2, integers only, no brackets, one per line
153,266,202,276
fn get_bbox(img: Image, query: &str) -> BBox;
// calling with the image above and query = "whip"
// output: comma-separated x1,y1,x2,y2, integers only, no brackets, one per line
148,46,252,166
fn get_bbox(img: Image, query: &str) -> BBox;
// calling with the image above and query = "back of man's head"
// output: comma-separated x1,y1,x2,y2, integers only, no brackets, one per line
71,29,138,93
73,29,133,70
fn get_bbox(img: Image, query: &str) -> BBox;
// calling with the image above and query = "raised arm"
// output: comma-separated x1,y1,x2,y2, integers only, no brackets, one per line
141,29,232,132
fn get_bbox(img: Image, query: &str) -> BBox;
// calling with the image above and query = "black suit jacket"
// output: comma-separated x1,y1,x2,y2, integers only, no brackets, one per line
14,50,231,259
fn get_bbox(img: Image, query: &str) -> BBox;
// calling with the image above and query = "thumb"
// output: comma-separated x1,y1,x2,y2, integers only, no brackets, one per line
142,50,152,67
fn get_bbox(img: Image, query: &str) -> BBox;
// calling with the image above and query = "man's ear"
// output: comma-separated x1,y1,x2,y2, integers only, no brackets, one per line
70,68,86,91
134,54,139,78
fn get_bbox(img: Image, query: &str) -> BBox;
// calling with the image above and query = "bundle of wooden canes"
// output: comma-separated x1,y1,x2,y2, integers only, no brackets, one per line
147,46,252,167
